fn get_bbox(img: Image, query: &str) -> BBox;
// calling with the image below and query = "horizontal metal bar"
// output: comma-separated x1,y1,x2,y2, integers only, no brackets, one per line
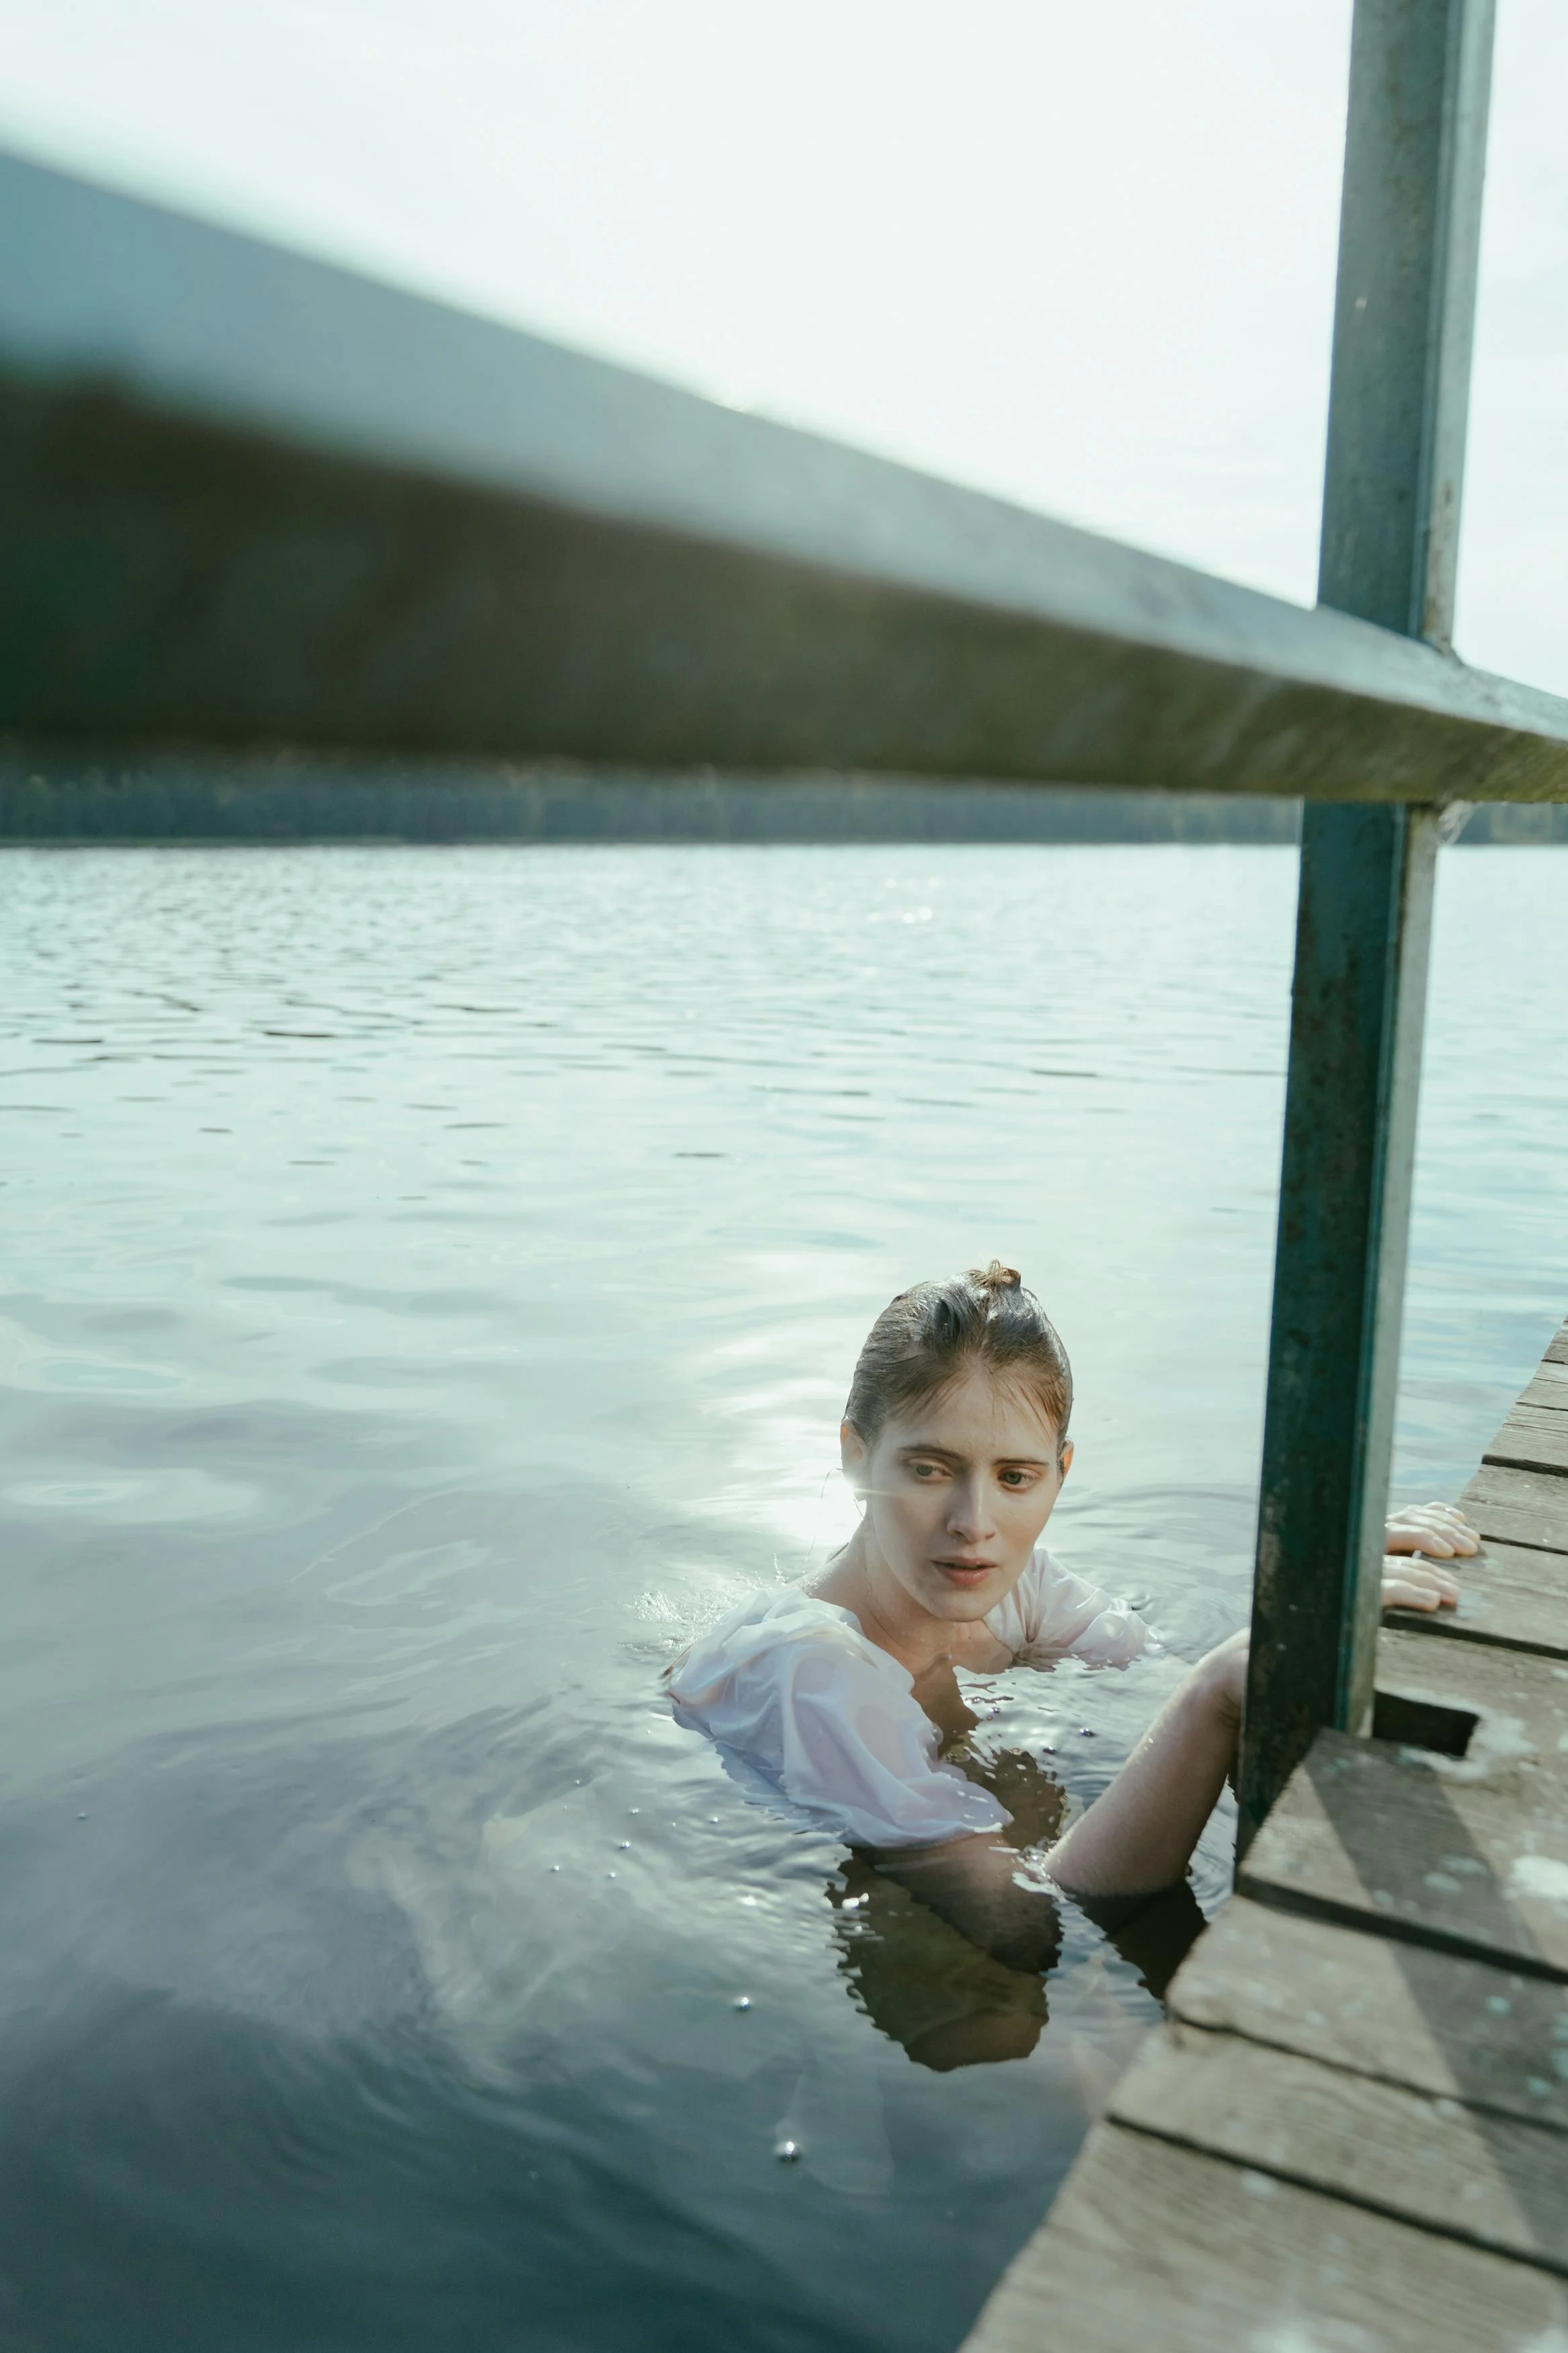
1,145,1565,799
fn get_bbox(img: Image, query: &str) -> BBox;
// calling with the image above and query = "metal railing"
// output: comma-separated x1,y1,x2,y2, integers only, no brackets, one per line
0,0,1559,1845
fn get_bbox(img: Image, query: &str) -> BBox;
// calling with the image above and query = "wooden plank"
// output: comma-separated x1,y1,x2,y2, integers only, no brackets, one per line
961,2123,1568,2352
1168,1895,1568,2132
1485,1404,1568,1477
3,148,1568,795
1548,1322,1568,1368
1239,1728,1568,1981
1374,1617,1568,1763
1240,1628,1568,1976
1385,1536,1568,1659
1462,1462,1568,1556
1108,2024,1568,2272
1521,1362,1568,1412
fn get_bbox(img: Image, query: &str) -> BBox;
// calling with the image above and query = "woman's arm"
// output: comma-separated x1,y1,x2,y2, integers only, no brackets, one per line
1044,1632,1245,1901
874,1637,1245,1946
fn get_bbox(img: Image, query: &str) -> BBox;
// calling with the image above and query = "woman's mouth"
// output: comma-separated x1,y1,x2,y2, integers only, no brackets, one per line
932,1558,997,1585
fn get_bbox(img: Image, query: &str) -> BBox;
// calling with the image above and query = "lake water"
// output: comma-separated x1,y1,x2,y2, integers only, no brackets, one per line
0,842,1563,2353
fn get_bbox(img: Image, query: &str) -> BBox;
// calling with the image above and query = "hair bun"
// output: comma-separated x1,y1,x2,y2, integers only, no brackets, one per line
971,1260,1022,1294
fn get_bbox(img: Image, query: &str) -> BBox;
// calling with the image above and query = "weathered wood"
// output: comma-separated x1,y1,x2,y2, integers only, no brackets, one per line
1109,2024,1568,2271
1485,1403,1568,1477
1522,1363,1568,1412
1239,1728,1568,1981
1241,1617,1568,1977
1385,1536,1568,1658
1243,1624,1568,1974
1169,1895,1568,2132
961,2123,1568,2352
1547,1321,1568,1368
1462,1463,1568,1555
3,147,1568,795
1376,1616,1568,1744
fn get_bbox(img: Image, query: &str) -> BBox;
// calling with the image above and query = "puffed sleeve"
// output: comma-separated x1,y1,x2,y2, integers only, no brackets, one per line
1002,1548,1157,1668
774,1642,1012,1849
669,1597,1009,1851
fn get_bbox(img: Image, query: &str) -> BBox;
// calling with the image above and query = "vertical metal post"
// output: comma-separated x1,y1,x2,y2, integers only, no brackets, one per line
1237,0,1496,1852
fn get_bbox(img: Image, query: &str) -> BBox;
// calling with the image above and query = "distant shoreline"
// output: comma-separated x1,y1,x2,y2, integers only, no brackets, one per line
1,759,1562,846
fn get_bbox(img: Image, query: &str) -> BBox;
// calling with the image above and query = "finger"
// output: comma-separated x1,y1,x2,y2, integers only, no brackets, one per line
1382,1568,1459,1611
1382,1579,1441,1612
1424,1504,1481,1552
1386,1553,1460,1589
1387,1513,1477,1558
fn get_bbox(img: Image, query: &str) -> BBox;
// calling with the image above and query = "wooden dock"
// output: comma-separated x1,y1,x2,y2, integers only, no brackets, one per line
963,1312,1568,2352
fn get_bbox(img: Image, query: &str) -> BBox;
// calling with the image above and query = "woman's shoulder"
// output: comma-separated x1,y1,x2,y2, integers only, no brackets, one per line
985,1546,1155,1665
667,1581,894,1705
668,1581,1007,1851
983,1544,1068,1647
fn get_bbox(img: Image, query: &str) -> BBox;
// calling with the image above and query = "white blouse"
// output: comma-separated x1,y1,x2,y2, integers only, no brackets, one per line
667,1549,1154,1852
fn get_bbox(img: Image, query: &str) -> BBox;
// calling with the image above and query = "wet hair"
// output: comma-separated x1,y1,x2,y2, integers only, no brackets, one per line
843,1262,1073,1463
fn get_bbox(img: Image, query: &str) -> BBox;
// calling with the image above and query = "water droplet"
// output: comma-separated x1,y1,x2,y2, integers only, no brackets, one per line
710,1816,720,1825
550,1864,561,1873
1077,1726,1095,1738
76,1812,87,1822
606,1871,617,1880
628,1808,640,1817
774,2139,801,2163
618,1841,630,1851
733,1996,751,2011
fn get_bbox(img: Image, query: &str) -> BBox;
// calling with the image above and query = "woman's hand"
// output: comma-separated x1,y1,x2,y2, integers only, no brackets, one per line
1385,1501,1479,1560
1380,1500,1477,1614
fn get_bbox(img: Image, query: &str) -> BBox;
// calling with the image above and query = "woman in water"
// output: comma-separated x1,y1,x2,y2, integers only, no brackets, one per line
669,1263,1474,1938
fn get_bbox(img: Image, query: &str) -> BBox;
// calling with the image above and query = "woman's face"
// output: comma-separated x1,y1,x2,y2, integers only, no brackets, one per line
841,1365,1071,1624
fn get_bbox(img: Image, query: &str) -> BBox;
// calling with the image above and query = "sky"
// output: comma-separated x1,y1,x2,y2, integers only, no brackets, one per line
0,0,1563,692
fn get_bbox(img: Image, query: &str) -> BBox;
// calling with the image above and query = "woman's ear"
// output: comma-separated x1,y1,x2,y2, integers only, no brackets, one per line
1058,1439,1074,1480
840,1418,868,1491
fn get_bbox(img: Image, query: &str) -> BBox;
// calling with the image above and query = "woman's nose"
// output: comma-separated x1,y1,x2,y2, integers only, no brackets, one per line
947,1480,994,1538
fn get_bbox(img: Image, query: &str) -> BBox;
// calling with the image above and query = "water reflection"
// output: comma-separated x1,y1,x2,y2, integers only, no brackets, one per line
827,1743,1204,2074
831,1855,1051,2073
